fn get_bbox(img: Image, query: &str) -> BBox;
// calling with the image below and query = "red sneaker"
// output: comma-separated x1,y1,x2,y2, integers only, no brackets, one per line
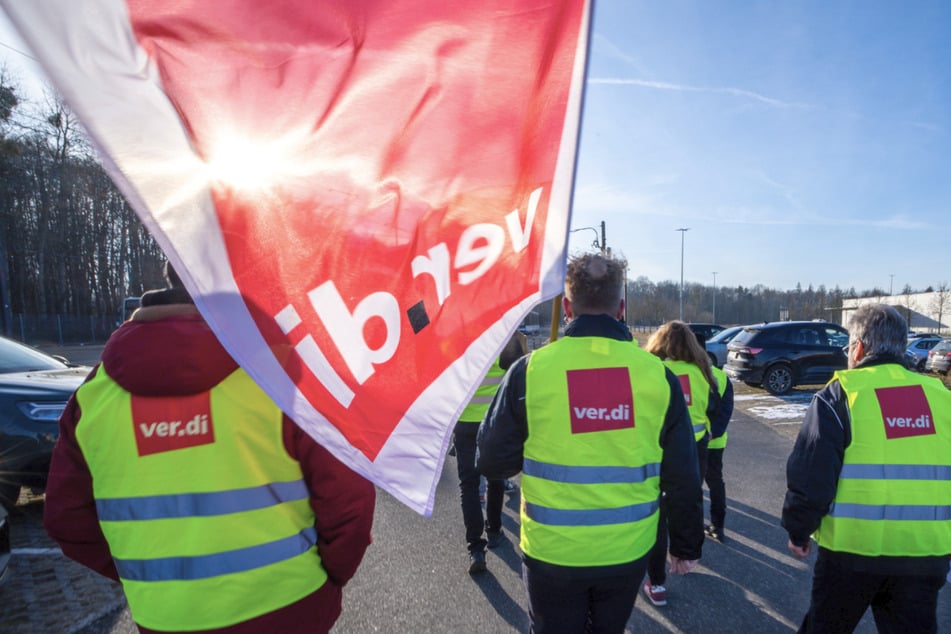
642,582,667,606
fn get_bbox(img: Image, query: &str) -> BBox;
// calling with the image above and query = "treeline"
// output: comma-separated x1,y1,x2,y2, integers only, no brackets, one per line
524,279,859,332
625,277,848,326
0,75,165,334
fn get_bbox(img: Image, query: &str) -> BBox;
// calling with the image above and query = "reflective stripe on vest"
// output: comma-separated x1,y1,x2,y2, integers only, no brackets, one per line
522,336,669,567
459,358,505,422
708,366,729,450
814,364,951,557
74,368,326,631
665,359,711,441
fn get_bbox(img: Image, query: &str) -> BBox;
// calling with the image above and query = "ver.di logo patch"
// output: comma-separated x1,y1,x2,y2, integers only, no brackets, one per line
131,392,215,456
677,374,692,406
566,367,635,434
875,384,935,440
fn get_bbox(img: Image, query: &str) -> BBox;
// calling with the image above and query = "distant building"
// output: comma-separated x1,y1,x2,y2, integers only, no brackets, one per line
841,291,950,334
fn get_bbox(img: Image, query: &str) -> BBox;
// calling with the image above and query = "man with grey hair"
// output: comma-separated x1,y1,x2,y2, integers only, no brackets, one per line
783,303,951,633
478,253,703,633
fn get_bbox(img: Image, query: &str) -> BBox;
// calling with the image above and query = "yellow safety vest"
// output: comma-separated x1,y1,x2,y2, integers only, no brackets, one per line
664,359,711,441
814,364,951,556
75,368,327,631
459,358,505,423
522,336,669,567
708,366,729,450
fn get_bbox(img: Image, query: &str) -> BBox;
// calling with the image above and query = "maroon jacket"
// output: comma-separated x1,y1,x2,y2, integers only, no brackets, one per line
44,304,375,634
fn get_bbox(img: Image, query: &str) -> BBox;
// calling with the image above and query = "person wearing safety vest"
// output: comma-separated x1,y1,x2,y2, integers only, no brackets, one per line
477,254,703,633
783,304,951,633
453,331,527,575
43,262,376,634
703,363,733,543
641,320,723,607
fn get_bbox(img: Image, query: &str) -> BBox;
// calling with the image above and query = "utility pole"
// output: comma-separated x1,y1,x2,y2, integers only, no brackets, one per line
676,228,690,321
889,274,894,296
600,221,606,256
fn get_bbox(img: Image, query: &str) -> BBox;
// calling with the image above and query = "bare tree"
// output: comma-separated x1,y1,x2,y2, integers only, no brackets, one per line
932,282,950,334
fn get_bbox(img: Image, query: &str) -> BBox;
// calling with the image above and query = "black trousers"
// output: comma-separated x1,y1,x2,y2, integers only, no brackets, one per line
647,438,707,585
522,557,647,634
704,447,725,529
453,421,503,553
799,548,946,634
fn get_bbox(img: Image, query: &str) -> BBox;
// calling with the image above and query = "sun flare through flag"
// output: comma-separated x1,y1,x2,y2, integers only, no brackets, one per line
1,0,592,514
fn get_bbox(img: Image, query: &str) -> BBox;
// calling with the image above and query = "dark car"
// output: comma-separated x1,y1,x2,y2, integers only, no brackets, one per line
687,323,725,342
0,336,91,509
924,339,951,374
724,321,849,395
704,325,744,368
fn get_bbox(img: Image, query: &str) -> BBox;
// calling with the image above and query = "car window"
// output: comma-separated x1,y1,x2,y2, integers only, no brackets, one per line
0,337,68,373
730,328,761,346
932,340,951,353
823,327,849,348
776,327,802,345
797,328,822,346
709,326,741,344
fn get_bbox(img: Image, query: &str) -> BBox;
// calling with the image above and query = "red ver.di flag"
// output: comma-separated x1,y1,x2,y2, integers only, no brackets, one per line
2,0,591,514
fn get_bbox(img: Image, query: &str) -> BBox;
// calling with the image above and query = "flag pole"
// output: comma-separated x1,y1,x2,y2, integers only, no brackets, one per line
549,294,562,342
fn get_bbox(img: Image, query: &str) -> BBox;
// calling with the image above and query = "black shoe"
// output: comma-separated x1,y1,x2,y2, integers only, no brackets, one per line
705,524,726,542
486,530,505,549
468,550,487,574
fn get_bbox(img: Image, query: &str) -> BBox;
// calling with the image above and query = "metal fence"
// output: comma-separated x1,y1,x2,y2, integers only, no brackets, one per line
4,313,119,347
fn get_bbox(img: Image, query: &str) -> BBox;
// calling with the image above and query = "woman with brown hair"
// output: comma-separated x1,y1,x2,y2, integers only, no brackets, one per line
640,320,721,608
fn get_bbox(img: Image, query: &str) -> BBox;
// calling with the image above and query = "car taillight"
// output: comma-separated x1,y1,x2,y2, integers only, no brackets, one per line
735,347,763,355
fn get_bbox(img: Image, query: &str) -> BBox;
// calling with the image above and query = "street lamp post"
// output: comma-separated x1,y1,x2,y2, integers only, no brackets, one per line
570,225,603,254
712,271,718,323
676,228,690,321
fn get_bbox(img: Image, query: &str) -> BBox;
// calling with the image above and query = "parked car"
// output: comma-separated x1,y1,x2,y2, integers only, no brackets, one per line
903,347,919,370
905,336,943,371
687,323,725,341
0,503,9,588
724,321,850,395
0,336,91,509
704,325,744,368
924,339,951,374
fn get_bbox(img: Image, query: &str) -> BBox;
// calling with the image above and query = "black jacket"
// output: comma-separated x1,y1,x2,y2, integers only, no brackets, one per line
477,314,704,577
708,377,733,440
782,354,949,576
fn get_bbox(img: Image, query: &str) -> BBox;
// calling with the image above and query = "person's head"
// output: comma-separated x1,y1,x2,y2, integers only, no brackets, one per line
140,260,193,307
645,320,716,390
846,303,907,368
563,253,626,321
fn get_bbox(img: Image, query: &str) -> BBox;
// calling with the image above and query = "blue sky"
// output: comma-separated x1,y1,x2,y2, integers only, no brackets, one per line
3,2,949,294
569,1,950,294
